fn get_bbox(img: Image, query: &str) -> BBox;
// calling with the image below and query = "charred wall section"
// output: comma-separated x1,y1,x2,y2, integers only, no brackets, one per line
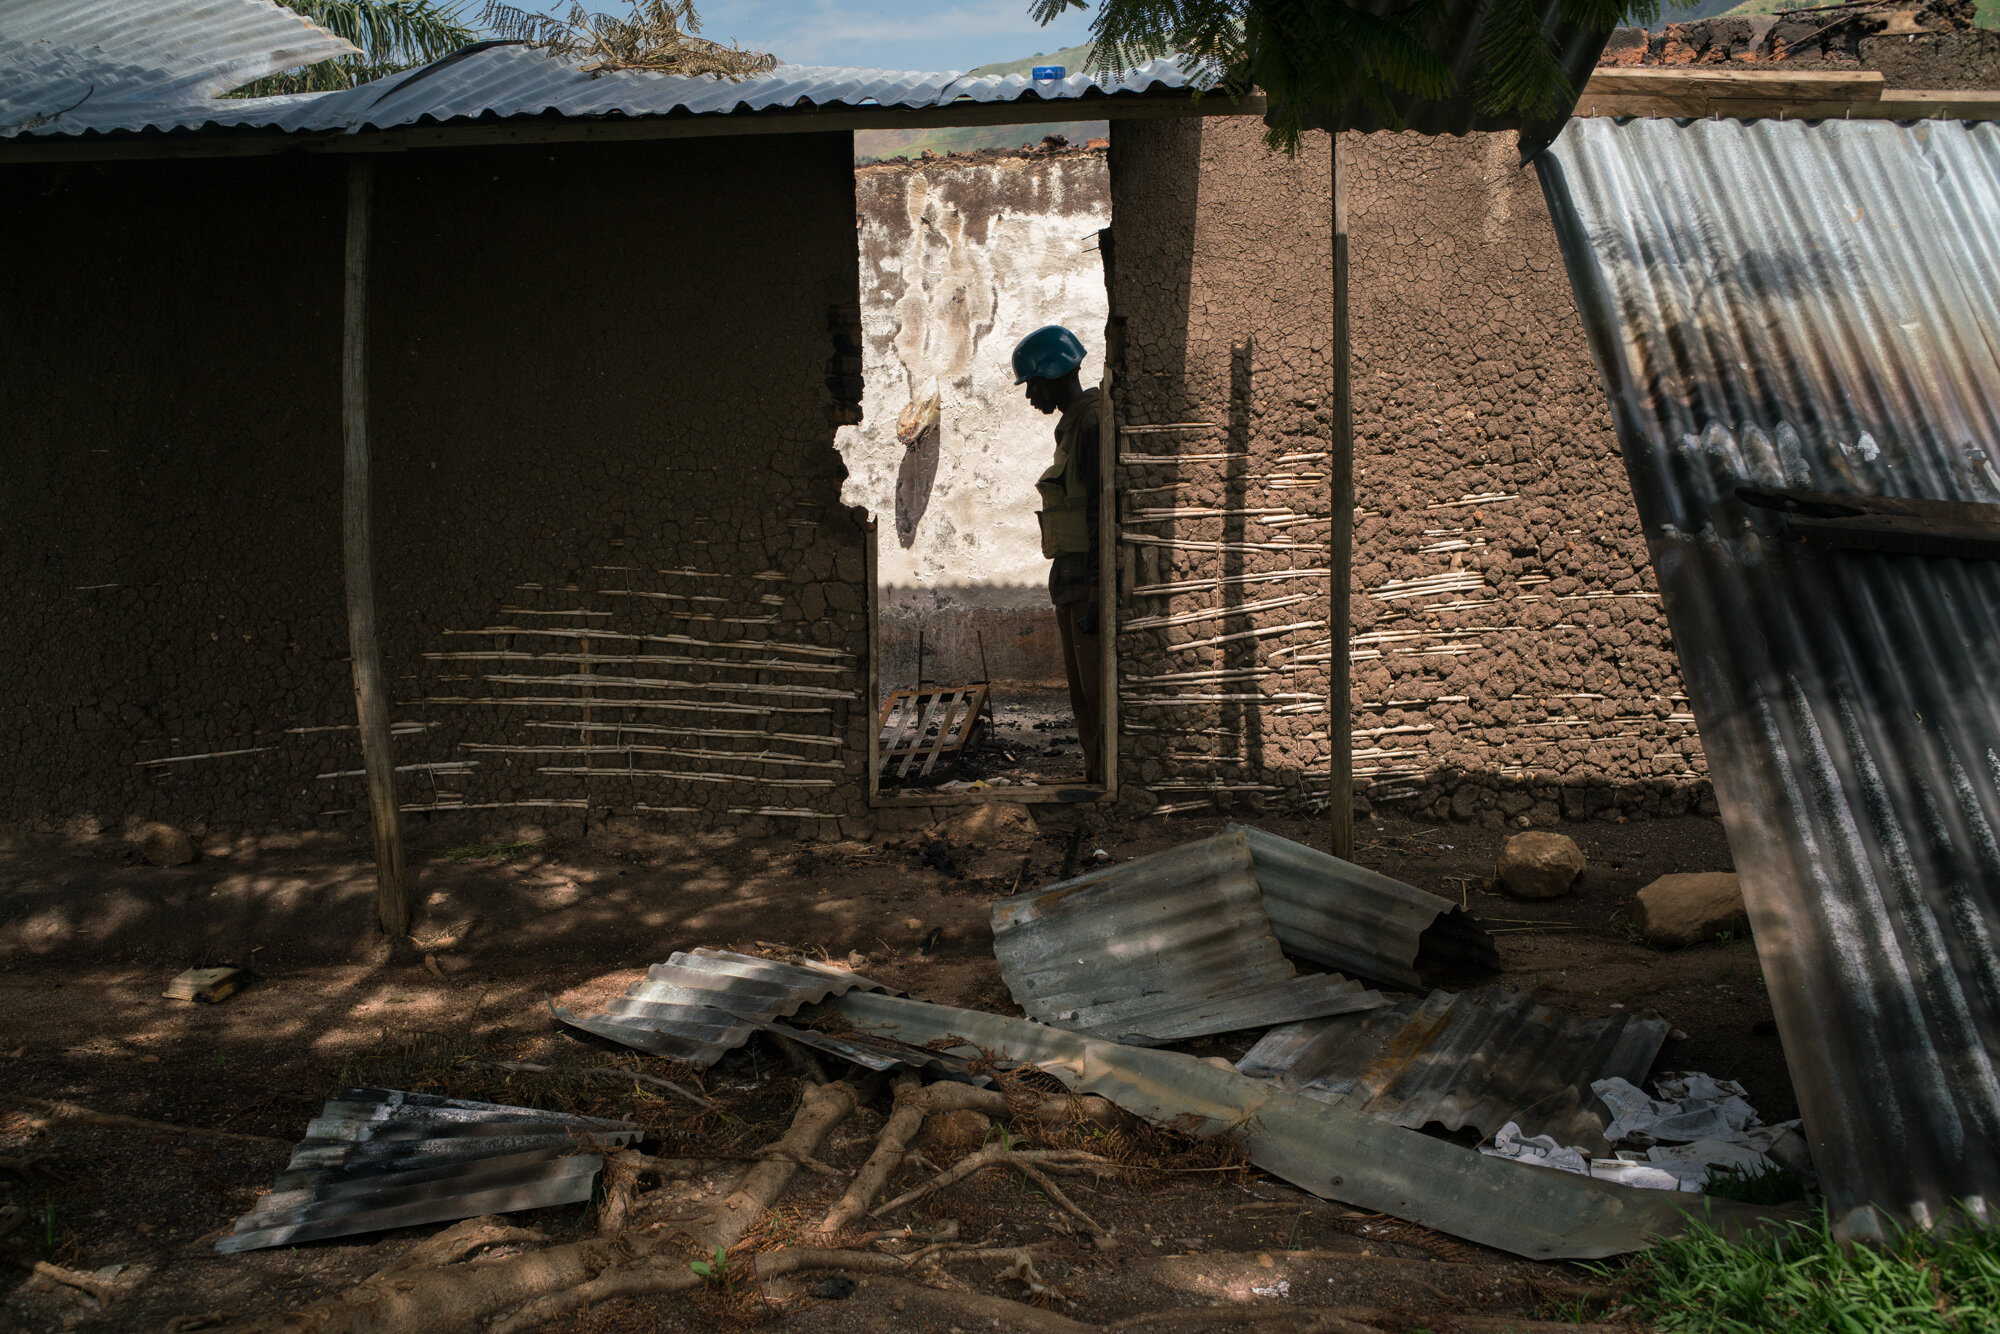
0,134,871,840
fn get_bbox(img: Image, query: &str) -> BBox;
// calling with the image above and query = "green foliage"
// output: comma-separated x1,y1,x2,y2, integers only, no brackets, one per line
442,837,549,861
482,0,776,76
1620,1213,2000,1333
687,1243,730,1285
230,1,477,96
1704,1160,1806,1206
1030,0,1663,151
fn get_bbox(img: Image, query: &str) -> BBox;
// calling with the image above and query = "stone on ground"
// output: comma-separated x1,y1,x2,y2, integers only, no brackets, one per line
920,1108,992,1152
137,821,196,867
1637,872,1747,947
935,801,1037,848
1495,831,1583,899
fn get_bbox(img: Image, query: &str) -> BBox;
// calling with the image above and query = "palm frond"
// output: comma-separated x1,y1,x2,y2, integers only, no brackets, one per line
1473,0,1573,117
229,0,475,96
479,0,775,78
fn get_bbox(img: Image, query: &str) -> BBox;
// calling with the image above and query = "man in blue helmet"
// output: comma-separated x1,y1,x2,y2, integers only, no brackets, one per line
1013,324,1103,785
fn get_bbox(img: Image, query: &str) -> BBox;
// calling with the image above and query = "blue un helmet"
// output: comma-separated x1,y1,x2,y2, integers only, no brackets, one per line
1012,325,1087,384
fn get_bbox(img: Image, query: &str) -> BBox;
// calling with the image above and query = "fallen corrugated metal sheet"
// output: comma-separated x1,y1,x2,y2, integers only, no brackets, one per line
217,1087,637,1252
763,1021,994,1086
1237,986,1670,1154
1231,823,1500,990
990,829,1389,1045
0,0,354,130
836,991,1752,1260
552,947,895,1066
1539,115,2000,1237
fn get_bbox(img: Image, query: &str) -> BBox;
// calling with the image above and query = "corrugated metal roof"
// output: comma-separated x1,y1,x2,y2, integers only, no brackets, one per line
1231,823,1500,991
834,990,1752,1260
763,1020,995,1085
217,1087,637,1252
1538,115,2000,1238
552,947,896,1066
1237,986,1671,1154
0,0,355,131
990,829,1389,1044
2,39,1211,140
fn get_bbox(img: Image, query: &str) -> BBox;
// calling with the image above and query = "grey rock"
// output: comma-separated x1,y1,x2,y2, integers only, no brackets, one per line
1637,872,1747,948
137,821,196,867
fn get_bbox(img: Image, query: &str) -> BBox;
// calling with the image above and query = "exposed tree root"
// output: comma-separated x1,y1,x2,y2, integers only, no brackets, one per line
5,1095,289,1146
688,1079,857,1253
859,1274,1098,1334
874,1146,1117,1220
32,1261,124,1306
474,1060,715,1112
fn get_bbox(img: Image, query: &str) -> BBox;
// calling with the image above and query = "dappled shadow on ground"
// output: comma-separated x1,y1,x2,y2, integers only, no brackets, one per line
0,807,1784,1329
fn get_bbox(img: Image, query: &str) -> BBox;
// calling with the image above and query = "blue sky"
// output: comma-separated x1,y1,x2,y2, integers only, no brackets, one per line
483,2,1102,74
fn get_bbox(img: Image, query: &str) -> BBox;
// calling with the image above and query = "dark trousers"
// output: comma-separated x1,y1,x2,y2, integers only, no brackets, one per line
1054,597,1104,785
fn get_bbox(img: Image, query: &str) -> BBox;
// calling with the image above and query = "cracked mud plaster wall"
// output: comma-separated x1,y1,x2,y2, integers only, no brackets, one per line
1,135,874,841
1110,118,1711,824
837,149,1111,688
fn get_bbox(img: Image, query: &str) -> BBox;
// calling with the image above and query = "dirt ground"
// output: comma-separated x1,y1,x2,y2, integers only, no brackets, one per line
0,804,1788,1332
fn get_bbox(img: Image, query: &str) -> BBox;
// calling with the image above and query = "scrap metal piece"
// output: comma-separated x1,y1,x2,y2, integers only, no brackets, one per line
163,966,250,1003
552,948,896,1066
761,1021,994,1086
217,1088,637,1253
1230,823,1500,989
990,830,1389,1044
1541,115,2000,1236
1236,987,1670,1155
836,992,1747,1260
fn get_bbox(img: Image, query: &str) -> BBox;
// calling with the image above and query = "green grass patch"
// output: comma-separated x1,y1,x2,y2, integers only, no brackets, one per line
1620,1213,2000,1332
441,838,549,862
1706,1161,1807,1207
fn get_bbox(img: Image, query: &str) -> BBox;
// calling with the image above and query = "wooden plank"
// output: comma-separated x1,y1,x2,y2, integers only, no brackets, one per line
341,157,413,938
1328,135,1355,863
917,692,964,776
1583,69,1885,102
1100,309,1122,800
1738,486,2000,560
867,520,881,803
898,692,948,779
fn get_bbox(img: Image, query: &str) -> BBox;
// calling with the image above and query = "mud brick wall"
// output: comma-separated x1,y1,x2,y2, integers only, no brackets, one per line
1107,119,1711,823
1,135,872,839
1340,131,1708,825
1107,117,1338,814
1597,12,2000,87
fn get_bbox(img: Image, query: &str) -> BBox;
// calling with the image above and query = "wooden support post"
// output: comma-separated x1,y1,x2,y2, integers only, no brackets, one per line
342,156,414,936
1328,135,1355,861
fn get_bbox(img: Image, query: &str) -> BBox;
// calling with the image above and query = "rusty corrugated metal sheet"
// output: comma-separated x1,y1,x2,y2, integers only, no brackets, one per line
835,990,1758,1260
991,829,1389,1044
1238,986,1670,1154
1538,115,2000,1237
217,1088,637,1252
1231,823,1500,990
0,0,354,130
553,948,895,1066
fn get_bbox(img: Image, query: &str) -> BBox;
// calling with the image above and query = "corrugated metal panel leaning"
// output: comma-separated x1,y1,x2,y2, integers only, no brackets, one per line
217,1088,637,1252
990,828,1390,1044
551,946,896,1066
1538,114,2000,1238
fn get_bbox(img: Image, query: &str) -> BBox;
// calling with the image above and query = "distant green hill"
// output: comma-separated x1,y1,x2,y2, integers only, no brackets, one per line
969,40,1099,78
854,121,1108,163
1714,0,1999,23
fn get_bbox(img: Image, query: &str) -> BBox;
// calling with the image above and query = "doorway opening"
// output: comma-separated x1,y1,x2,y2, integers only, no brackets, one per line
839,122,1117,805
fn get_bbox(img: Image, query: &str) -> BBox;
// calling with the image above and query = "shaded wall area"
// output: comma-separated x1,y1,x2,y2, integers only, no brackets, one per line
1109,117,1337,813
1,135,871,839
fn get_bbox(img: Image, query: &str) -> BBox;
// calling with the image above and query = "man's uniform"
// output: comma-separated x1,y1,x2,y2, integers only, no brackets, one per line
1036,386,1103,784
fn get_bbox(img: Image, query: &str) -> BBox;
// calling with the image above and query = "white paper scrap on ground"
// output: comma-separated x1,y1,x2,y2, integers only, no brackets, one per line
1484,1070,1802,1194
